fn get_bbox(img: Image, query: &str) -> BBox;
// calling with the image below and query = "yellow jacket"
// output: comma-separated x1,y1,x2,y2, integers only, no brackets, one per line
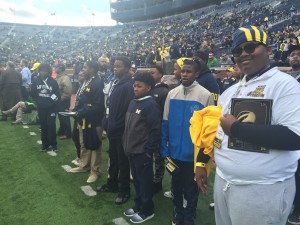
190,105,222,176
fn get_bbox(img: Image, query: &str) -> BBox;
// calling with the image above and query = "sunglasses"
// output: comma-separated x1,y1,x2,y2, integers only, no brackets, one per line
232,43,265,57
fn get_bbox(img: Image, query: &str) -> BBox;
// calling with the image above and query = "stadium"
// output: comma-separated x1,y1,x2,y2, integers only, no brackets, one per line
1,0,300,225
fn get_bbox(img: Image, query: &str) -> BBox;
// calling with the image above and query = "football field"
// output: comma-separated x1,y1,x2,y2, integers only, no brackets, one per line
0,117,216,225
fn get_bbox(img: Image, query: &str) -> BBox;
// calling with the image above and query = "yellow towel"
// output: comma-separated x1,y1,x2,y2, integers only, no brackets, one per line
190,105,222,176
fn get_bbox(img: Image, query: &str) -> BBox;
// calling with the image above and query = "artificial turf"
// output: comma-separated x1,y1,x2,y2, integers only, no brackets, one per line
0,118,216,225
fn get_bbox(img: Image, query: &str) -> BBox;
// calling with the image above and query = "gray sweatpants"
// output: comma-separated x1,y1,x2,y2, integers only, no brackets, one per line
214,173,295,225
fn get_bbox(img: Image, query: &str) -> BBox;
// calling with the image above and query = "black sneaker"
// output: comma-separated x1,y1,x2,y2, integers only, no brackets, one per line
288,213,300,225
115,192,130,205
153,181,162,194
96,184,118,193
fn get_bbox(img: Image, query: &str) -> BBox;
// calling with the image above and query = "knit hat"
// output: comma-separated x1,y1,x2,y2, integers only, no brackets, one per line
176,57,191,68
232,25,268,50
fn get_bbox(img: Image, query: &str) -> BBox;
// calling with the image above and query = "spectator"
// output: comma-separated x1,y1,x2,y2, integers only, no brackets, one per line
169,38,181,60
288,45,300,82
56,63,72,140
207,52,219,68
20,59,32,101
30,62,40,84
222,67,238,91
0,61,22,121
219,53,233,67
98,56,113,85
2,100,36,124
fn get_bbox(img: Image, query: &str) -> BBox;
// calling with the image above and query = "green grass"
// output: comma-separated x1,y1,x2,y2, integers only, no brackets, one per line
0,118,216,225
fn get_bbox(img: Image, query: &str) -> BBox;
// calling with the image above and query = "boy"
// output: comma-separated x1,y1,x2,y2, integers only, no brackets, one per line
161,59,214,225
31,63,60,152
123,72,161,223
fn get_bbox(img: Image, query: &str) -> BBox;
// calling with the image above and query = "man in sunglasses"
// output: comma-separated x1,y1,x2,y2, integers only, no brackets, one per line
199,25,300,225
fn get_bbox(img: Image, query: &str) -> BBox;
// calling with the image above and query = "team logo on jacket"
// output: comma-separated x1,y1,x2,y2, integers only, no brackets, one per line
247,85,266,97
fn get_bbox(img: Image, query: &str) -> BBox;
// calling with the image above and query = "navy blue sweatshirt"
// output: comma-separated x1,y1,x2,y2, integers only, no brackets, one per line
123,96,161,155
31,76,60,109
107,77,134,139
196,66,220,105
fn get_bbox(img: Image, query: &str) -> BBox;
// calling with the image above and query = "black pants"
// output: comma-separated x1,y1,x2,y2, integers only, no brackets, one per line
21,86,29,101
38,108,57,149
153,148,165,183
72,119,80,158
171,159,199,225
129,153,154,216
293,160,300,214
57,100,71,138
107,137,130,194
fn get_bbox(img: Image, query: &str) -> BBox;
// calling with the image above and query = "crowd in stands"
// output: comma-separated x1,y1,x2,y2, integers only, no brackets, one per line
0,0,299,72
1,0,300,224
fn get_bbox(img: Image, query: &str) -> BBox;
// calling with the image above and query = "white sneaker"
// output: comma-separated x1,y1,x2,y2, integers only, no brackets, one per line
164,190,173,198
71,157,81,166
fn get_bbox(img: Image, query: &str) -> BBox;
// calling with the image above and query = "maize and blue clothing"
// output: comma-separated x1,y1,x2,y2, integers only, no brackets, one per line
161,81,214,225
123,95,161,217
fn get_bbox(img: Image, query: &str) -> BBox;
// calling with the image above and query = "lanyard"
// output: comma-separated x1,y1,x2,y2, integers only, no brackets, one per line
42,78,49,90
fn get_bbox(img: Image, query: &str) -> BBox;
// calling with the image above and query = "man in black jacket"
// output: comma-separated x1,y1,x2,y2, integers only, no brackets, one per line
97,56,134,205
149,65,169,193
31,63,60,152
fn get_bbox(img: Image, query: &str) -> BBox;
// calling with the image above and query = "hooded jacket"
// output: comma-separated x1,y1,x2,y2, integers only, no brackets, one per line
196,66,220,105
31,75,60,110
150,82,169,117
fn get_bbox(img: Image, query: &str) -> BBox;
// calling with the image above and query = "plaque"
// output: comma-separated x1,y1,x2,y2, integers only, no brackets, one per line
228,98,272,153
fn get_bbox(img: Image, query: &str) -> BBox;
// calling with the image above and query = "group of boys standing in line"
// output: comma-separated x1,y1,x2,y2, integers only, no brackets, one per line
2,24,300,225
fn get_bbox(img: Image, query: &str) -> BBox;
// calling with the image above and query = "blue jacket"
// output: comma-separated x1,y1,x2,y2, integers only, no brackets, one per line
161,82,214,162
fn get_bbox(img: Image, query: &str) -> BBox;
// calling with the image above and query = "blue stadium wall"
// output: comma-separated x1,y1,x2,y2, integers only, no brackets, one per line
110,0,221,23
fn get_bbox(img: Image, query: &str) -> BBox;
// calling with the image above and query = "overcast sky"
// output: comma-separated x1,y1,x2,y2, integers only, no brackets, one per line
0,0,117,26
